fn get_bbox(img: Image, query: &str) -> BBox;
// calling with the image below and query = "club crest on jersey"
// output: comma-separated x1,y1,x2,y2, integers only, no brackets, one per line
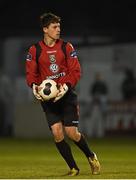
49,64,59,73
70,50,77,58
26,53,32,61
49,54,56,63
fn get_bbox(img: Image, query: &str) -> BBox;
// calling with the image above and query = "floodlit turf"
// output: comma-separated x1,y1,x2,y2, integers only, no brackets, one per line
0,137,136,179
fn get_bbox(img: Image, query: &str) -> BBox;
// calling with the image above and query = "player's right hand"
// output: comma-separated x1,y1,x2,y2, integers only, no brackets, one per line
32,84,43,101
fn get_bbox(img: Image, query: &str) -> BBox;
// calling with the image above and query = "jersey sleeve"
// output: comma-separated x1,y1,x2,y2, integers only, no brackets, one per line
58,42,81,87
25,45,41,87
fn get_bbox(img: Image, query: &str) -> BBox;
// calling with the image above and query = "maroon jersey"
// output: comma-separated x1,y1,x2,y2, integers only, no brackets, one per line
26,39,81,88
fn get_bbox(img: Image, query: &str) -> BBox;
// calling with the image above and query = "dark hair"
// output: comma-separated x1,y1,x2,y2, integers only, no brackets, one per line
40,12,61,28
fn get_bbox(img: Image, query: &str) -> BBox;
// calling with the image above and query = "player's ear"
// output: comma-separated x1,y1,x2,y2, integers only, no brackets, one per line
43,27,47,33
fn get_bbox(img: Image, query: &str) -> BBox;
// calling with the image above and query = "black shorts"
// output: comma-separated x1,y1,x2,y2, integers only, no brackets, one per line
40,88,79,129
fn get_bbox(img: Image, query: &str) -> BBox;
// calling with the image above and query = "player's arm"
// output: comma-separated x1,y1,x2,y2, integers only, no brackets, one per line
58,42,81,88
26,45,41,87
54,43,81,102
26,46,43,100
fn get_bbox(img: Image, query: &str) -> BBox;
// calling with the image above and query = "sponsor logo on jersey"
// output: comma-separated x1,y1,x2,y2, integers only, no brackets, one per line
46,72,66,79
70,50,77,58
26,53,32,61
49,54,56,63
49,63,59,73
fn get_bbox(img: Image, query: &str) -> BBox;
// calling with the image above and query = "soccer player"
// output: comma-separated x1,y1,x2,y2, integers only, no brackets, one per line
26,12,100,176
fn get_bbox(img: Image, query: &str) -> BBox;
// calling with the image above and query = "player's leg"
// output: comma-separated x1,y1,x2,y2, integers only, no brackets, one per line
63,89,100,175
65,126,100,174
51,122,79,176
64,94,95,160
41,101,79,176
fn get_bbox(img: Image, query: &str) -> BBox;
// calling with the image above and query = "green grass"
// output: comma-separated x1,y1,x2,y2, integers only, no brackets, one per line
0,137,136,179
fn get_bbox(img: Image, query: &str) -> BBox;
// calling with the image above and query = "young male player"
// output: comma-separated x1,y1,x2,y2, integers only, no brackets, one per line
26,12,100,176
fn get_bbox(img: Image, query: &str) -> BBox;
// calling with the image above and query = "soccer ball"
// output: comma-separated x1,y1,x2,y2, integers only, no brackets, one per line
38,79,59,101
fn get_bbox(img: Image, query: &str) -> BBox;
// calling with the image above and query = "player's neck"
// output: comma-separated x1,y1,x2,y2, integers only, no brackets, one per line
43,37,56,47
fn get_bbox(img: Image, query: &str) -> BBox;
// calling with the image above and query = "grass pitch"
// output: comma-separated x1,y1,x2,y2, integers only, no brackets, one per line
0,137,136,179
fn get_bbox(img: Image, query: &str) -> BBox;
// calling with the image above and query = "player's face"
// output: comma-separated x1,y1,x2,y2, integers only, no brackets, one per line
44,23,60,40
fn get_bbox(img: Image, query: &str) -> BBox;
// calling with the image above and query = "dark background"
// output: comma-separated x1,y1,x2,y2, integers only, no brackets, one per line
1,0,136,42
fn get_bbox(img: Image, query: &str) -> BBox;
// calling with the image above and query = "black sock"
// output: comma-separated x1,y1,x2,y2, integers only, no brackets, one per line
74,134,94,158
55,139,79,170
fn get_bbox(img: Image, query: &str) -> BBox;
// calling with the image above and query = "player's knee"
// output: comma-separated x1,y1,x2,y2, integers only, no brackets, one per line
51,123,64,142
52,128,64,142
65,129,81,141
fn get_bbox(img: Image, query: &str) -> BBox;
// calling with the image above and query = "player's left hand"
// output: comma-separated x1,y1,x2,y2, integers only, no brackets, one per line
53,83,68,102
